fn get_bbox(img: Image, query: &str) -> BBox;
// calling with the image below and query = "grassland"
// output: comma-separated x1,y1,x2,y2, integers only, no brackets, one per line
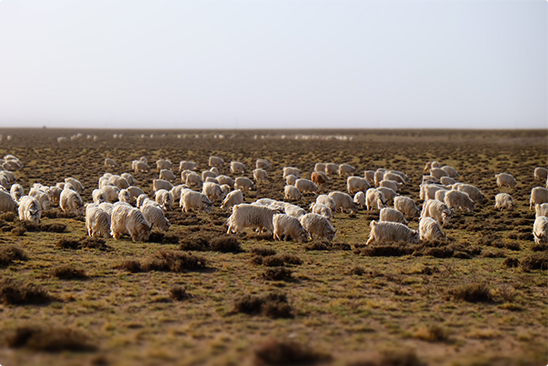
0,128,546,366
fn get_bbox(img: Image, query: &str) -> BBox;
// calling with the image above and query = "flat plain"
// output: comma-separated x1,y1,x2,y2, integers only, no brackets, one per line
0,128,546,366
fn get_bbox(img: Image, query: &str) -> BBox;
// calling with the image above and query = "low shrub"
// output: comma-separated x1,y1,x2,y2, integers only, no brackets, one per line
118,250,208,273
251,247,277,257
262,254,302,267
148,232,180,244
233,291,293,319
0,245,28,266
253,339,331,366
210,236,242,253
448,283,493,303
502,257,519,268
0,279,54,305
0,212,17,221
56,237,111,251
5,326,96,352
80,237,111,251
414,324,449,342
348,349,423,366
55,238,81,249
51,265,88,280
520,252,547,271
170,285,191,301
39,223,66,233
117,259,142,273
531,243,548,252
262,267,294,281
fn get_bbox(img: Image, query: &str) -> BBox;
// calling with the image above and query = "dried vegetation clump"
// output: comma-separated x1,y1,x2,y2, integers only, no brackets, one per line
262,267,294,282
179,231,242,252
117,250,208,273
233,291,294,318
304,240,351,251
39,223,67,233
256,254,303,267
414,324,450,342
531,243,548,252
360,240,481,259
0,279,55,305
348,349,423,366
520,252,547,271
55,237,111,251
4,325,96,352
448,282,494,303
253,339,331,366
349,266,365,276
0,245,28,266
169,285,192,301
0,212,17,222
251,247,277,257
148,232,180,244
51,264,88,280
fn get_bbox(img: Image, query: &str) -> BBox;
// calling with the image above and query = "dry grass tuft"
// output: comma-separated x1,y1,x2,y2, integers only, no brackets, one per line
349,266,365,276
531,243,548,252
348,349,423,366
0,279,54,305
520,252,547,271
210,236,243,253
39,223,67,233
117,259,142,273
481,250,506,258
55,211,78,219
422,246,453,258
169,285,191,301
304,240,332,251
253,339,331,366
261,256,286,267
504,241,521,251
56,237,111,251
361,243,414,257
18,220,41,232
495,285,517,303
304,241,351,251
80,237,111,251
262,267,294,281
51,264,88,280
448,282,493,303
361,240,481,259
0,212,17,221
233,291,294,319
251,247,277,257
179,231,214,251
148,232,180,244
40,209,59,219
414,324,449,342
55,238,81,249
11,226,26,236
502,257,519,268
478,234,505,248
250,256,265,265
262,254,303,267
143,250,207,272
179,232,241,252
4,325,96,352
118,250,208,273
0,245,28,266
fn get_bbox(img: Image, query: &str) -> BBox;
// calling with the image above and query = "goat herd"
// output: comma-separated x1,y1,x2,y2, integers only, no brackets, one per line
1,153,547,248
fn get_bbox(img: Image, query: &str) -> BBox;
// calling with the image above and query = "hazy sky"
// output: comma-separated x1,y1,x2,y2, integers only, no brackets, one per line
0,0,546,129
